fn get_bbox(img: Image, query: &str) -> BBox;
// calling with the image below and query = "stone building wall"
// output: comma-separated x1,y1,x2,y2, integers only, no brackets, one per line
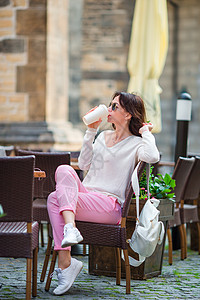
0,0,83,150
46,0,69,123
177,0,200,157
0,0,46,122
79,0,134,124
77,0,200,161
68,0,83,124
158,0,200,160
0,0,199,157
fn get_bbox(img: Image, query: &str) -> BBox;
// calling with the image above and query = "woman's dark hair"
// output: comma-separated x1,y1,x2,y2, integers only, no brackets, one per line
112,91,147,137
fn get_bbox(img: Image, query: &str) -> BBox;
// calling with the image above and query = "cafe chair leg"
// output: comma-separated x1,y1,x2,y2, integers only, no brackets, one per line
26,258,32,300
40,235,53,282
83,244,87,255
167,228,173,265
122,249,131,294
40,223,45,247
197,222,200,255
178,225,185,260
45,250,58,291
182,224,187,259
32,247,38,297
115,248,121,285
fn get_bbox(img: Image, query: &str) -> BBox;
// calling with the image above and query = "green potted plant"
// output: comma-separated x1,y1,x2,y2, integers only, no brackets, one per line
133,166,176,202
149,172,176,202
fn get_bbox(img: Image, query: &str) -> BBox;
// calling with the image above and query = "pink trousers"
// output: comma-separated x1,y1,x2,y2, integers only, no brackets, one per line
47,165,121,251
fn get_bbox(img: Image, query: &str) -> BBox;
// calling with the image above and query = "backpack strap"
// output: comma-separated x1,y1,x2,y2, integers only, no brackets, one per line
131,162,150,224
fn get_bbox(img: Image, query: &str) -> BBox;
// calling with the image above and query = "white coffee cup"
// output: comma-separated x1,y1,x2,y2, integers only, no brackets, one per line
83,104,108,125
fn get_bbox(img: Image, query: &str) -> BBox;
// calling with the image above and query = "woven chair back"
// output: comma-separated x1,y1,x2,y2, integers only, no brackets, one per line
0,155,35,222
172,157,195,203
182,156,200,200
16,149,70,198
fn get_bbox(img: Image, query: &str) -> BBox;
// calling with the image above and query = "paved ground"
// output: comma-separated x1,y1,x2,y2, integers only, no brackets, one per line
0,229,200,299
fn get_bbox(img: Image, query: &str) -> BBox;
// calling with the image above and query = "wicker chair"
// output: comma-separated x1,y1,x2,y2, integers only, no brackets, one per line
49,149,84,181
167,157,195,265
180,156,200,258
44,161,146,294
0,156,38,300
16,149,71,248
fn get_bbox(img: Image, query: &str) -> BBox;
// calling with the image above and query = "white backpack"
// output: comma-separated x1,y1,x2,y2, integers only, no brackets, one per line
124,163,165,267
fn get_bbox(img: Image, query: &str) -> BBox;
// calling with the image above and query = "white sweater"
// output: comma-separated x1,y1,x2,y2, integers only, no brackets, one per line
78,128,160,206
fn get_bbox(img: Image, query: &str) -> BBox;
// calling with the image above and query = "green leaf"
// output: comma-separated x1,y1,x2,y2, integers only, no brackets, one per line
154,182,161,188
170,179,176,188
167,193,175,198
154,178,161,184
168,197,175,202
156,173,163,179
159,186,167,192
164,173,171,185
163,188,171,193
157,193,163,198
0,213,6,218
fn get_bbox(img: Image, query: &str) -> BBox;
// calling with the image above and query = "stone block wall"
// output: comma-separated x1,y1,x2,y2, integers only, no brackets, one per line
79,0,134,121
0,0,199,157
158,0,200,160
0,0,46,123
177,0,200,157
69,0,200,159
46,0,69,123
68,0,83,124
77,0,200,160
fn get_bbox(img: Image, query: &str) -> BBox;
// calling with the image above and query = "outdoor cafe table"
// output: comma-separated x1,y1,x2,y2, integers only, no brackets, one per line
34,170,46,178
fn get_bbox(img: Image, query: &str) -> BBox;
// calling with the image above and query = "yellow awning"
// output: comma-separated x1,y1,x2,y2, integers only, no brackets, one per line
127,0,168,133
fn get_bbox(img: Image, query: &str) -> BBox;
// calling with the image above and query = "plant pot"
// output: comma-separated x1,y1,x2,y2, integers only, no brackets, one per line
89,198,174,280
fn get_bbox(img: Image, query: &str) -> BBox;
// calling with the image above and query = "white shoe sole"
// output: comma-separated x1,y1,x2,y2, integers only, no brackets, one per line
61,235,83,248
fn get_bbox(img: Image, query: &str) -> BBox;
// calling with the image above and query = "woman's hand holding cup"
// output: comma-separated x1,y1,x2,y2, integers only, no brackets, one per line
85,107,102,129
82,104,108,128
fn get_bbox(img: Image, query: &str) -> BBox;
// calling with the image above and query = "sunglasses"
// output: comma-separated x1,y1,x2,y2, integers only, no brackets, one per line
109,102,119,111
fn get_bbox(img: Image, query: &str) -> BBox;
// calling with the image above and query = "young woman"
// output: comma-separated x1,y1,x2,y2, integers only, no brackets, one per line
47,91,160,295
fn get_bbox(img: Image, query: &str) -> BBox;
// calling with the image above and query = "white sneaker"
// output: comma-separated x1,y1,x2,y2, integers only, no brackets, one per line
61,223,83,248
53,258,83,295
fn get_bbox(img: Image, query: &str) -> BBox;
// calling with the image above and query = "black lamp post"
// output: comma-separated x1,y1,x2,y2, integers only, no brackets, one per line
173,92,192,250
174,92,192,163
